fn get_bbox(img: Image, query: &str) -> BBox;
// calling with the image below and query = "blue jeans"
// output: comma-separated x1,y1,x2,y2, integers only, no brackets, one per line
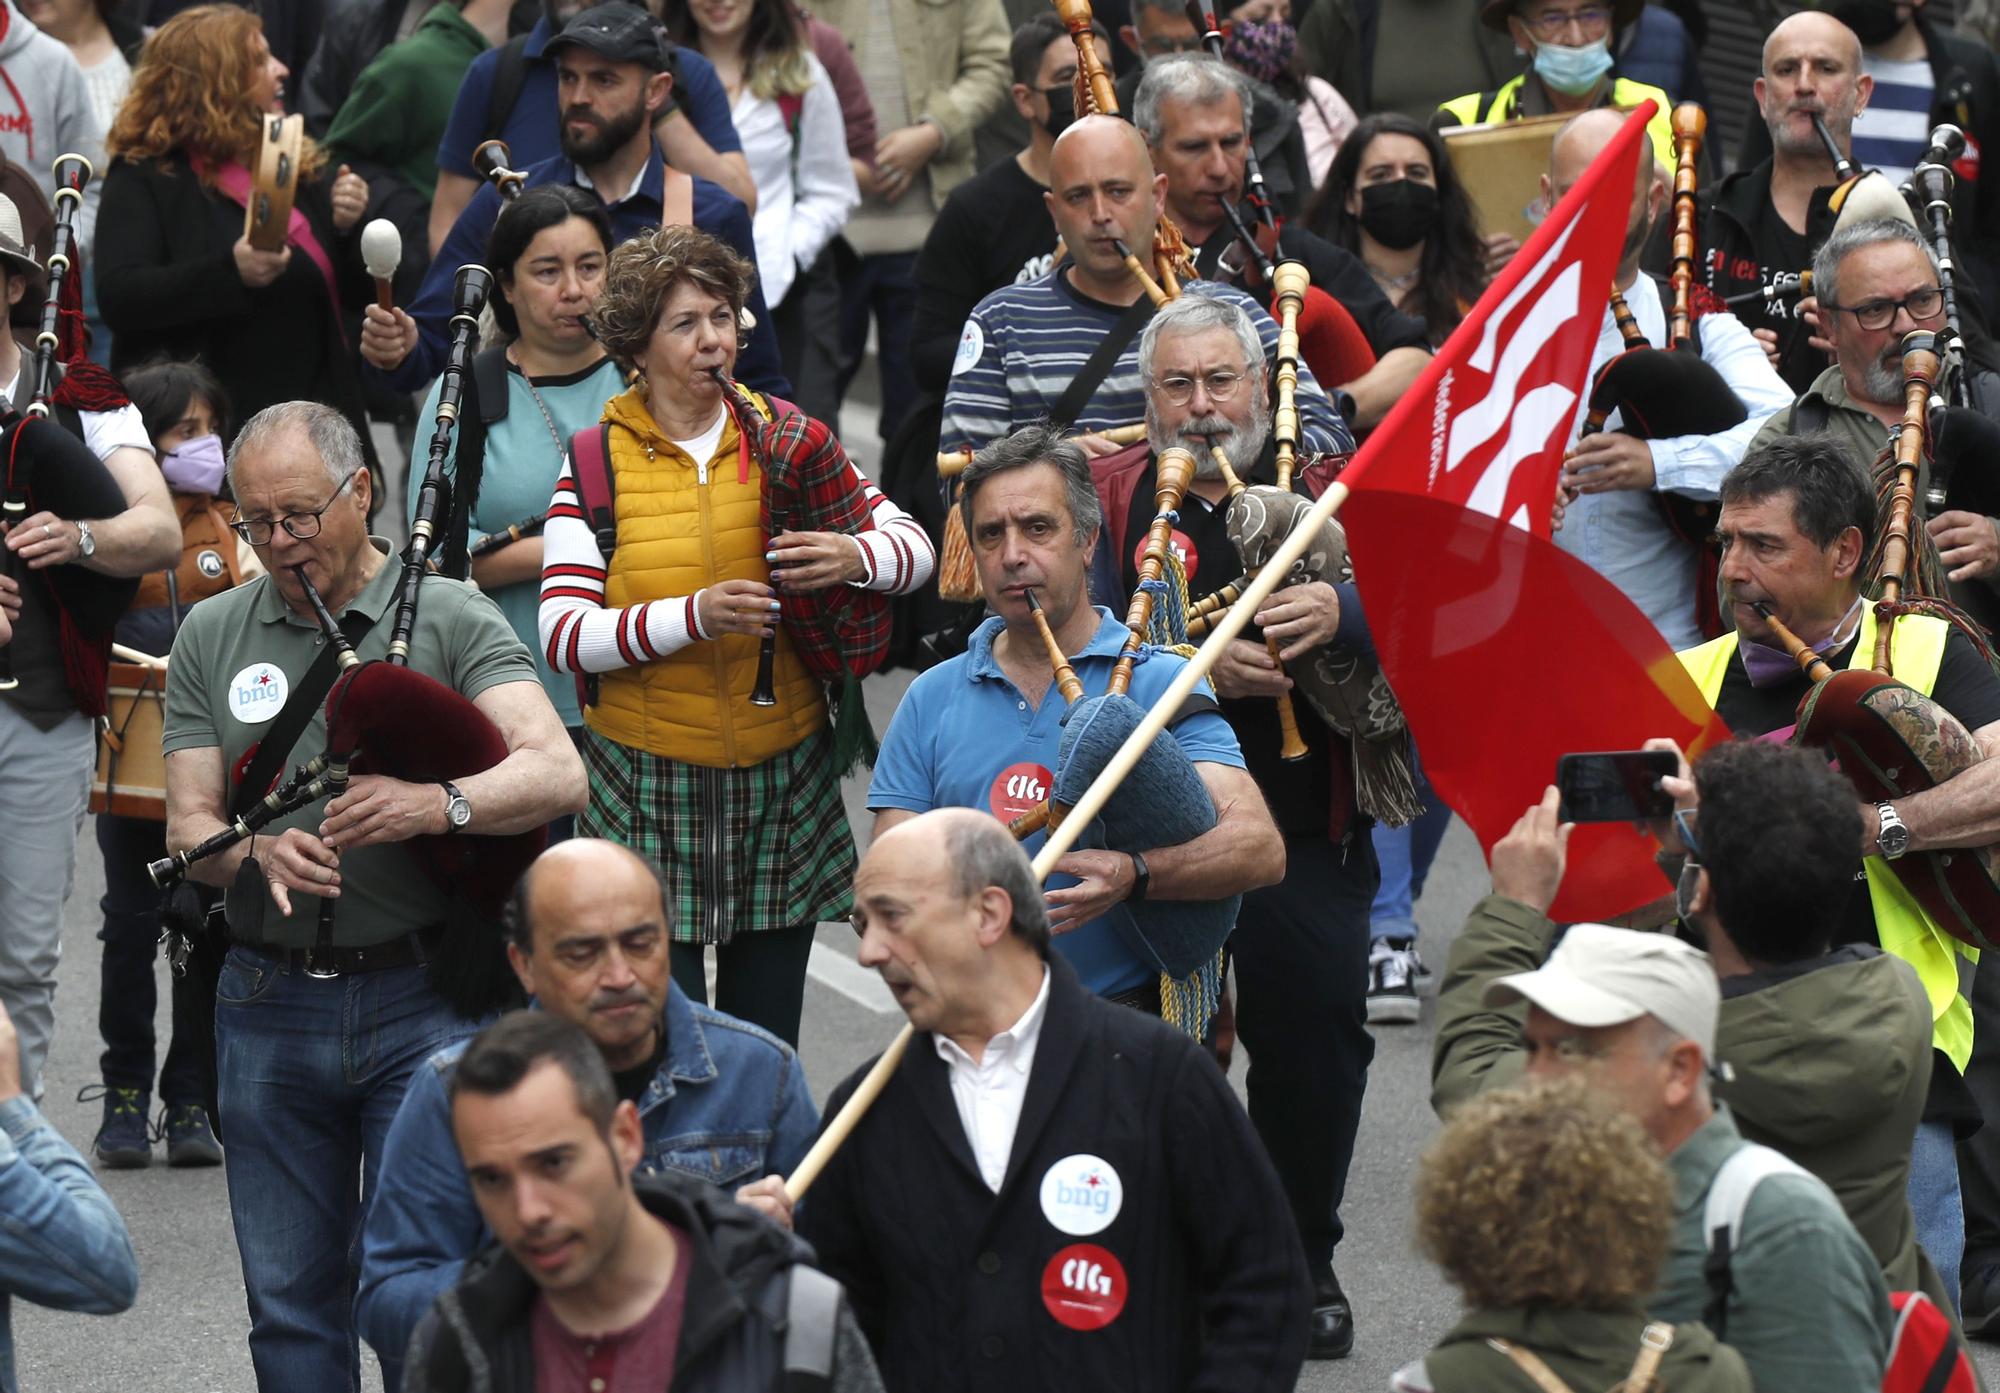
216,948,477,1391
1368,762,1451,943
1910,1116,1964,1312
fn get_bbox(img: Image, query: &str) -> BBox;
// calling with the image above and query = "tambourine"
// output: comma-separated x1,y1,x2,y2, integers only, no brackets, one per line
244,114,303,252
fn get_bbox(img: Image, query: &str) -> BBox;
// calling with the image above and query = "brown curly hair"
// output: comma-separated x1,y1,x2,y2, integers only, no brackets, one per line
107,5,328,180
1416,1077,1673,1311
590,225,757,370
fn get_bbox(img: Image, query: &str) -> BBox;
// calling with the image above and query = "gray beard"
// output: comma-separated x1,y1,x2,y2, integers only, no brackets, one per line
1859,347,1903,404
1146,405,1272,480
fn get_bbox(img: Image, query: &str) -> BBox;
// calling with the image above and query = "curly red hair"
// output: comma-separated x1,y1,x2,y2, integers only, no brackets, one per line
107,5,326,180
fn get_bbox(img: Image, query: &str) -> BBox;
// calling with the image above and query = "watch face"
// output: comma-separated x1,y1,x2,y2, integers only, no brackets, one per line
449,799,472,828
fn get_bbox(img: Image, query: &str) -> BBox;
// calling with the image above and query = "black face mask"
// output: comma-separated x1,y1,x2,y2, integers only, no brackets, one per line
1039,82,1076,140
1813,0,1906,46
1357,179,1440,251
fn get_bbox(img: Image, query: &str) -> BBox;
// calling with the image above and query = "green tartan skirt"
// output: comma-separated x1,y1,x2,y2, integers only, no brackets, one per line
578,726,857,945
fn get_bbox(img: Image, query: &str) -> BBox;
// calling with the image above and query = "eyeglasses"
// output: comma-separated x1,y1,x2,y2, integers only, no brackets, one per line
1673,807,1701,861
1141,33,1205,55
1153,370,1247,407
1521,5,1613,38
230,470,359,546
1822,286,1944,331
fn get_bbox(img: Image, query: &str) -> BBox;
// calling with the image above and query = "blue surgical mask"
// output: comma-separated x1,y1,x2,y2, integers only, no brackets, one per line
1532,38,1614,97
161,433,227,495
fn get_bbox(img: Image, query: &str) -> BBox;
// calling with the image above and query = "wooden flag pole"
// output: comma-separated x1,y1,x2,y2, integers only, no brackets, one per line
782,481,1355,1202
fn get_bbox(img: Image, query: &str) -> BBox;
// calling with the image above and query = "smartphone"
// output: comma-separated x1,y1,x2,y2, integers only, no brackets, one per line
1556,750,1679,824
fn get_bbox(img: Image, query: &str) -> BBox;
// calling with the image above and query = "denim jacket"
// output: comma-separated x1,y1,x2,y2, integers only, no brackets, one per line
0,1097,140,1390
355,983,819,1366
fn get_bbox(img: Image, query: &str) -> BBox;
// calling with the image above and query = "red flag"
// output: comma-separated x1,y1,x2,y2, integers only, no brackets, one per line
1340,103,1731,921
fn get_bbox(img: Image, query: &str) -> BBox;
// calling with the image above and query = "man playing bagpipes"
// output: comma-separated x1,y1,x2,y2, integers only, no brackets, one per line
1133,55,1432,431
1675,433,2000,1327
938,114,1350,465
1549,109,1793,650
1078,290,1417,1361
160,402,584,1388
868,422,1282,1029
0,188,180,1103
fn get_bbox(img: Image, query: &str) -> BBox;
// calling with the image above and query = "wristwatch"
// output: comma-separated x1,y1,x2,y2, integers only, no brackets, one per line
1875,801,1911,860
441,780,472,833
1127,851,1150,904
75,520,95,559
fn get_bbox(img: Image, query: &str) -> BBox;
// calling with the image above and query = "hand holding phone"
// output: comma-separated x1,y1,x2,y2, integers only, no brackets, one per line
1556,750,1680,823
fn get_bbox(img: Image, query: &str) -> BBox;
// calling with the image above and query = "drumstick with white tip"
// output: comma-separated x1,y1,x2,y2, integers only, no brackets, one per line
361,219,402,312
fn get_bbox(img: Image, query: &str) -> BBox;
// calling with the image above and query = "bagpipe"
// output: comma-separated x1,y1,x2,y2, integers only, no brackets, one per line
1906,124,1972,427
1183,0,1377,398
0,154,138,711
472,140,528,203
1754,331,2000,953
1002,447,1238,992
151,266,544,1017
1576,104,1745,636
711,368,893,774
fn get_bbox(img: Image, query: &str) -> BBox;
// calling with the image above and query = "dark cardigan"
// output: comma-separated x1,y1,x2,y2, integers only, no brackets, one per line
95,152,379,471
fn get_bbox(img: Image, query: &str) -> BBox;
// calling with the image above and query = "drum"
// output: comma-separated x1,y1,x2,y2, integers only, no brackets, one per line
244,114,303,252
92,660,167,821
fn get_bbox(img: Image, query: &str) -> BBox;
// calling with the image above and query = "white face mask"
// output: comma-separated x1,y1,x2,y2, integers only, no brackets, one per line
1533,37,1615,97
161,433,227,495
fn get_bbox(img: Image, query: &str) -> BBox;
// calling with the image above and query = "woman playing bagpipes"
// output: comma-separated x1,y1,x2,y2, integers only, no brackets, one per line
95,5,381,487
536,225,934,1045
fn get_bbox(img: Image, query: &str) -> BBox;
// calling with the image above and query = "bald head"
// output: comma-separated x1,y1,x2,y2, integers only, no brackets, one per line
1050,113,1154,188
1543,107,1664,272
1763,10,1862,76
509,838,668,951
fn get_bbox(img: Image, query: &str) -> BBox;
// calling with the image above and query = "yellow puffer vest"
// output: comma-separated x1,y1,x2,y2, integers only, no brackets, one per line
133,495,242,611
1678,610,1976,1073
583,387,826,768
1437,75,1676,167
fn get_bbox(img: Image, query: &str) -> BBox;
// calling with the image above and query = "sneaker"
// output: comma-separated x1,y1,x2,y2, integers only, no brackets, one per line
1367,939,1422,1025
160,1102,222,1168
80,1085,152,1169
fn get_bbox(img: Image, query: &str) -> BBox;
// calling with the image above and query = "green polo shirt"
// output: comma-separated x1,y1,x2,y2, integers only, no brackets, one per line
1749,365,1896,487
163,538,536,948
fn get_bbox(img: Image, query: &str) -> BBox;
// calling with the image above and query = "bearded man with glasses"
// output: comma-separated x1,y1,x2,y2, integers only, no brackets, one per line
161,400,584,1389
1076,290,1392,1362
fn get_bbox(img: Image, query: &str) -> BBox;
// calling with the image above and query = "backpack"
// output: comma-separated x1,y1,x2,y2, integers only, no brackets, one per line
1701,1143,1976,1393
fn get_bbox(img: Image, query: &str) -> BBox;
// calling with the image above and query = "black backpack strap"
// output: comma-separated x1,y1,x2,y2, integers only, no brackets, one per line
1049,295,1156,430
1790,392,1832,436
483,33,534,144
232,609,379,817
781,1266,842,1392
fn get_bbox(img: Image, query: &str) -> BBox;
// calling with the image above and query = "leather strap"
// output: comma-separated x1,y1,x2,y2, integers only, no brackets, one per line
1484,1339,1576,1393
1622,1322,1674,1391
1049,292,1155,430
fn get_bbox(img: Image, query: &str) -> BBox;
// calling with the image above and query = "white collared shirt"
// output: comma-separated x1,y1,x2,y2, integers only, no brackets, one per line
933,967,1051,1192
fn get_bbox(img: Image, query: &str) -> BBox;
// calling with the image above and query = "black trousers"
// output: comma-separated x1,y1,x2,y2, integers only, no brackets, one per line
1230,830,1378,1271
773,247,846,428
668,921,817,1049
95,812,205,1102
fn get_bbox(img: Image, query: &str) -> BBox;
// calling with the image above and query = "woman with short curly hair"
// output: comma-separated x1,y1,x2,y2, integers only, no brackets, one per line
537,224,933,1045
96,4,379,481
1393,1078,1753,1392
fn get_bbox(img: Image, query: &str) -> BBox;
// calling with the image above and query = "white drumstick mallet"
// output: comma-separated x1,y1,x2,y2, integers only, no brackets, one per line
361,218,402,312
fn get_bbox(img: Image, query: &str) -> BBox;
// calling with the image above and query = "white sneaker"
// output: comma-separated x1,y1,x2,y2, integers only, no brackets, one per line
1367,940,1422,1025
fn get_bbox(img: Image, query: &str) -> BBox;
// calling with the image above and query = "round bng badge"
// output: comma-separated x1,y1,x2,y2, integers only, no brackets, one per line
227,662,289,724
1038,1153,1122,1236
1041,1243,1128,1331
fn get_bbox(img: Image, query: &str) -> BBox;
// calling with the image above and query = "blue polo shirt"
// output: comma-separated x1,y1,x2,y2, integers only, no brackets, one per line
378,146,790,399
868,607,1245,996
434,16,742,180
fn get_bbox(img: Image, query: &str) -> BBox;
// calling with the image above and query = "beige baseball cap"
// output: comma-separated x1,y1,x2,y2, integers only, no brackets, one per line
1484,924,1718,1057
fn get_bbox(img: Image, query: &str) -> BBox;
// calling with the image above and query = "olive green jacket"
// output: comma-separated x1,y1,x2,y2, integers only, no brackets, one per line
1391,1306,1751,1393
